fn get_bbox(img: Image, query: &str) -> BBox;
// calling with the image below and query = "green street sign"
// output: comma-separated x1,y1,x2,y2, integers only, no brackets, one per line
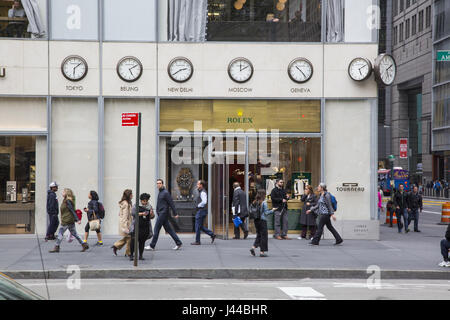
437,50,450,62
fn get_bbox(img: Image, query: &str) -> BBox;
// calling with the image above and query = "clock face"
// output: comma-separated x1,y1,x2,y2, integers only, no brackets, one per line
61,55,88,82
348,57,373,81
228,58,254,83
288,58,313,83
374,54,397,86
168,57,194,83
117,56,143,82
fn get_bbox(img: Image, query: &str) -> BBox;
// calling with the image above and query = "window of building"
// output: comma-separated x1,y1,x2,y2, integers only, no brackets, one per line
411,14,417,36
434,0,449,41
433,83,450,129
393,25,398,45
400,0,404,13
399,22,404,42
50,0,98,40
405,18,410,39
426,5,431,28
418,10,424,32
0,0,46,39
393,0,398,17
161,0,322,42
435,39,450,85
103,0,156,41
406,0,410,9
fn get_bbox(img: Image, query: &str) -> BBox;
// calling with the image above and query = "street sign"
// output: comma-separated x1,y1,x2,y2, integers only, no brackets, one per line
399,139,408,159
437,50,450,62
122,113,139,126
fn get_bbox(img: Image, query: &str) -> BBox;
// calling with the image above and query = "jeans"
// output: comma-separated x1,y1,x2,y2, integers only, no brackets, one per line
253,219,268,252
311,214,342,245
407,209,420,231
150,213,182,248
274,208,289,237
396,208,409,232
440,239,450,262
46,214,59,238
55,224,83,246
195,209,214,243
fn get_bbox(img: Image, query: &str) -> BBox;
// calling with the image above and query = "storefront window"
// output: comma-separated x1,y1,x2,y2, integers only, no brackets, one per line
435,39,450,85
0,0,47,39
161,0,322,42
326,0,377,43
50,0,98,40
435,0,450,41
103,0,156,41
0,136,36,234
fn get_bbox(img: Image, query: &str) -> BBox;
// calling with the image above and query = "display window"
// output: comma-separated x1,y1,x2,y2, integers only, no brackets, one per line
0,0,46,39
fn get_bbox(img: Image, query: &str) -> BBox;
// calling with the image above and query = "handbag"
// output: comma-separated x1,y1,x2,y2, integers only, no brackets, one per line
233,216,242,227
89,212,101,231
149,208,155,220
249,203,259,220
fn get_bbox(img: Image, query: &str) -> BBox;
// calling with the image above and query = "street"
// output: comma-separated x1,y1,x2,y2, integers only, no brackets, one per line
17,278,450,300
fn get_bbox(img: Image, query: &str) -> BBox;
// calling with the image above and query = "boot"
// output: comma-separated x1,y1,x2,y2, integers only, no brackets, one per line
49,245,60,253
81,243,89,252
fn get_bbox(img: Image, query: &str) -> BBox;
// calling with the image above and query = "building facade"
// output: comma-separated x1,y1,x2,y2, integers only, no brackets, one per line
0,0,381,240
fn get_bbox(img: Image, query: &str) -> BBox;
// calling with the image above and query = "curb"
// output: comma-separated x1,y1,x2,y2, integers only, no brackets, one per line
3,268,450,281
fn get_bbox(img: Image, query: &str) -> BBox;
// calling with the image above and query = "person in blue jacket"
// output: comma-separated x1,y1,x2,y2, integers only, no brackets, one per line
250,190,276,257
45,182,59,241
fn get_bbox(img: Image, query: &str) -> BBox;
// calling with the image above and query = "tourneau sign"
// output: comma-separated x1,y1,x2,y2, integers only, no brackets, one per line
437,50,450,62
122,113,139,126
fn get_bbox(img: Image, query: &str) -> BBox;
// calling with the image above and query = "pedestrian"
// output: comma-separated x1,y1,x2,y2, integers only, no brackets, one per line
50,188,89,253
191,180,216,246
232,182,249,240
45,182,59,241
250,189,276,257
112,189,133,257
270,179,290,240
438,223,450,268
307,183,343,246
298,185,317,240
147,179,183,251
129,193,154,261
394,184,409,233
377,186,384,220
407,185,422,233
83,190,103,246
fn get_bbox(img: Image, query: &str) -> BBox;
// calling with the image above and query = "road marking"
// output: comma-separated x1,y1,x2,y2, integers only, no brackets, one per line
278,287,326,300
422,210,441,215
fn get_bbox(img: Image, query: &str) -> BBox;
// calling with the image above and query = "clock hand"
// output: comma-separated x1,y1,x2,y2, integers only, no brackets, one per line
129,64,138,70
387,65,393,71
296,66,306,78
239,62,242,72
241,66,249,71
172,68,187,76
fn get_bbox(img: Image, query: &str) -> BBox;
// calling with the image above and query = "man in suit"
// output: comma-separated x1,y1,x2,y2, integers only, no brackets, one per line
232,182,249,239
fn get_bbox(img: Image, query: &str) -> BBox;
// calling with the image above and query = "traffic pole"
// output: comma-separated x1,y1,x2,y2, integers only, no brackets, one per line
134,113,142,267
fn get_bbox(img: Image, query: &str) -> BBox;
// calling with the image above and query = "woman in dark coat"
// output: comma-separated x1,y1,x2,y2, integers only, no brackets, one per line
298,185,318,240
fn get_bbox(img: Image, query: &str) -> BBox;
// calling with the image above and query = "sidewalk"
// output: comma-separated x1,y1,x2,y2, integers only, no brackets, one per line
1,216,449,280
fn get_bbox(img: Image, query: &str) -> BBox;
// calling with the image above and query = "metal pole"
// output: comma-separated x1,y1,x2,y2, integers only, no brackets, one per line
134,113,142,267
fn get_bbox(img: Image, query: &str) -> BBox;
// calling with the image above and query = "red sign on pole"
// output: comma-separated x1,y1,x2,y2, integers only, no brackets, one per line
122,113,139,127
399,138,408,159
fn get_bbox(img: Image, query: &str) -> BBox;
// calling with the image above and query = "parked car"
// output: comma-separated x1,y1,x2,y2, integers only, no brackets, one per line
0,273,44,300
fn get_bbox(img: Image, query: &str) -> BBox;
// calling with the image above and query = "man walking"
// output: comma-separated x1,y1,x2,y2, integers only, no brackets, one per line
45,182,59,241
232,182,249,240
191,180,216,245
438,223,450,268
270,179,290,240
394,184,409,233
407,185,423,233
147,179,182,251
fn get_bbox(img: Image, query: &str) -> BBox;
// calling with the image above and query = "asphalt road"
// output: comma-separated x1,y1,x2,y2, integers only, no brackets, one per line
18,278,450,300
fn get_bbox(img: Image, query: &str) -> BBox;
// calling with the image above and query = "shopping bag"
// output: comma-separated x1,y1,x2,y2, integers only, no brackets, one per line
233,216,242,228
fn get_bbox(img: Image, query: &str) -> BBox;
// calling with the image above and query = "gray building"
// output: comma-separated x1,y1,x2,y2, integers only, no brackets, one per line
432,0,450,183
380,0,434,186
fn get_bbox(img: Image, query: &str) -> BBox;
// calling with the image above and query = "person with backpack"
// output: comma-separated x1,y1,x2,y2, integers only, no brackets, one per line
249,189,276,257
298,185,318,240
307,183,343,246
83,190,104,246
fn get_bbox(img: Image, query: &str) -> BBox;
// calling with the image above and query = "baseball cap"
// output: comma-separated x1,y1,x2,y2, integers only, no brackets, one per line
49,181,58,188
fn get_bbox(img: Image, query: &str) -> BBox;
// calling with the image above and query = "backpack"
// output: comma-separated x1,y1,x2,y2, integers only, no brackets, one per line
249,203,260,220
98,202,105,219
329,193,338,211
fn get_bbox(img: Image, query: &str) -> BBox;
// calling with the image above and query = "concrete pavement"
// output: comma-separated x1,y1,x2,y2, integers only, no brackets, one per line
1,204,449,280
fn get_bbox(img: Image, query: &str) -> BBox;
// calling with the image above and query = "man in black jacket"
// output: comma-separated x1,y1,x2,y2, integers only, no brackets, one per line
394,184,409,233
148,179,182,250
270,179,290,240
407,185,423,232
45,182,59,241
232,182,249,240
438,224,450,268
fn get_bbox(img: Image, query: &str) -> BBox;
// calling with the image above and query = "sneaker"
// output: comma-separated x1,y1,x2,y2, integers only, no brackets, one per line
438,261,450,267
250,248,256,256
309,242,319,246
96,241,103,246
334,240,344,246
414,230,421,233
144,245,153,251
211,234,216,244
190,242,201,246
173,244,182,250
260,253,268,257
297,236,303,240
405,228,410,234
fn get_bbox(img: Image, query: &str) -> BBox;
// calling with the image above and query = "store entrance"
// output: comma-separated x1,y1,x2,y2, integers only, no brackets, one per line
210,152,247,240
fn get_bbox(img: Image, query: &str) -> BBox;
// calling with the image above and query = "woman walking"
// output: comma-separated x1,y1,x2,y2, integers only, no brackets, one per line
298,185,318,240
129,193,154,261
250,190,276,257
50,188,89,253
83,190,103,246
307,183,343,246
112,189,133,257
